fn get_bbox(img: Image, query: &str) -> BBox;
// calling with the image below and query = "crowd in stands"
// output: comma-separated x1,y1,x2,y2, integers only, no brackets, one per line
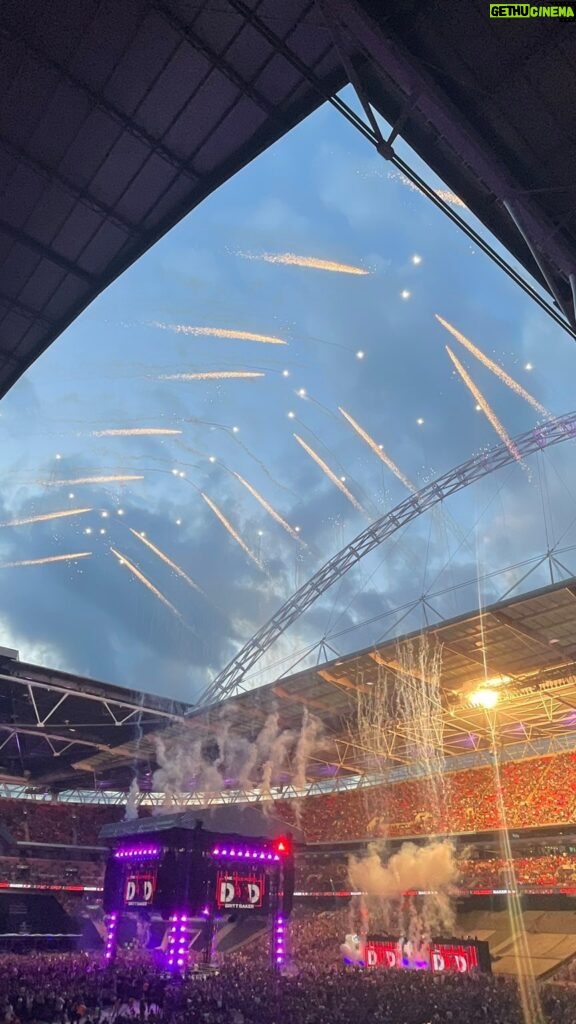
0,945,575,1024
0,857,104,887
295,851,576,892
0,750,574,853
0,803,123,847
276,751,576,840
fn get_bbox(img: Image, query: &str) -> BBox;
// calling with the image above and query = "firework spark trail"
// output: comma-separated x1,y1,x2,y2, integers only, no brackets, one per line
201,493,264,571
0,508,92,528
110,546,183,619
338,407,415,492
39,475,144,486
150,322,287,345
160,371,265,381
435,315,549,418
293,434,367,516
388,171,466,208
233,472,303,543
446,347,522,462
237,251,371,275
129,528,204,594
0,552,92,568
92,428,182,437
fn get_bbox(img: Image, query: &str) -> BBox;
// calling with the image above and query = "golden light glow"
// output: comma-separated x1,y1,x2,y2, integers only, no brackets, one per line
338,407,414,492
160,372,265,381
92,428,182,437
238,251,370,275
0,508,92,528
293,433,367,515
233,472,302,543
446,347,522,462
435,315,549,418
201,493,264,570
470,688,500,710
0,552,92,568
129,528,203,593
150,322,287,345
110,546,182,619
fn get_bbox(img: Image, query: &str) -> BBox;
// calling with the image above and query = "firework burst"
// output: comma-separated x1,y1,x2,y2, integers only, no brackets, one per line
435,315,549,418
110,547,182,619
160,372,265,381
446,347,522,461
293,434,367,515
201,493,264,570
338,407,414,492
233,472,302,543
0,552,92,568
129,528,203,593
0,508,92,528
238,251,370,275
150,322,287,345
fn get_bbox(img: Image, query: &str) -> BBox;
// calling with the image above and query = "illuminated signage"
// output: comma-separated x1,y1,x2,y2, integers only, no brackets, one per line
216,871,265,911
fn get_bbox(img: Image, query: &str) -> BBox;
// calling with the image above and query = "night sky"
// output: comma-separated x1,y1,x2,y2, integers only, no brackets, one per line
1,91,575,704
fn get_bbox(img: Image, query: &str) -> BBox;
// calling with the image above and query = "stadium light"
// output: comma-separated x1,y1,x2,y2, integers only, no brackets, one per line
470,688,499,710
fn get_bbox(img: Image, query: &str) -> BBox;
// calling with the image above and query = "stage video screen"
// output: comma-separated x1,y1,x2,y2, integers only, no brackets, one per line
364,938,481,973
215,870,267,912
123,868,158,908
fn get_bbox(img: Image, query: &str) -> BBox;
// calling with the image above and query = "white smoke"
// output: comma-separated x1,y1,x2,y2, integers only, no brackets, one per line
124,777,140,820
348,840,460,942
150,708,322,811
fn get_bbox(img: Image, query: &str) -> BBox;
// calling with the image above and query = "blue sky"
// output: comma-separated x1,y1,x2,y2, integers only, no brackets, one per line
1,90,576,703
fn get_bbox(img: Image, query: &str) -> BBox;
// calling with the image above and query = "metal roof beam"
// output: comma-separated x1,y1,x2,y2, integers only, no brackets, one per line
0,217,94,282
329,0,576,313
0,25,197,182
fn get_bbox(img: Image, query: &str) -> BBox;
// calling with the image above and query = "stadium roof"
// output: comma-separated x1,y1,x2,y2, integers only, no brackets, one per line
2,578,576,793
1,0,576,400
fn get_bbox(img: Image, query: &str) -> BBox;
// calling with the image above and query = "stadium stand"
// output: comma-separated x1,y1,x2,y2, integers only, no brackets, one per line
275,752,576,840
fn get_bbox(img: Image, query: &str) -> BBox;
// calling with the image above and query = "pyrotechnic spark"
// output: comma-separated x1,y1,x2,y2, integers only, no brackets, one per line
338,408,414,491
160,372,265,381
233,472,302,543
39,475,143,486
129,528,203,593
435,315,549,418
446,347,522,461
110,547,183,619
293,434,367,515
0,508,92,528
92,428,182,437
0,552,92,568
149,322,287,345
237,251,370,276
388,170,466,208
201,493,264,570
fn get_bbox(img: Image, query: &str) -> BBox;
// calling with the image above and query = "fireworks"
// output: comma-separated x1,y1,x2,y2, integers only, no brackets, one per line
129,528,203,593
201,493,264,570
233,472,302,543
0,508,92,528
388,171,466,208
435,315,549,418
110,547,182,619
238,251,370,275
150,322,287,345
293,434,367,515
92,428,182,437
446,347,522,461
0,552,92,568
40,475,144,486
338,407,414,492
160,372,265,381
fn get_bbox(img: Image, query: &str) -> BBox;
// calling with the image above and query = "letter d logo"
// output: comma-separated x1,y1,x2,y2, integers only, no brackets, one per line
367,949,377,966
220,881,234,904
126,881,136,902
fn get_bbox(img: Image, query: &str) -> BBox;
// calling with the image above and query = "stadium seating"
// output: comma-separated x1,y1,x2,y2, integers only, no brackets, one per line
275,751,576,840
